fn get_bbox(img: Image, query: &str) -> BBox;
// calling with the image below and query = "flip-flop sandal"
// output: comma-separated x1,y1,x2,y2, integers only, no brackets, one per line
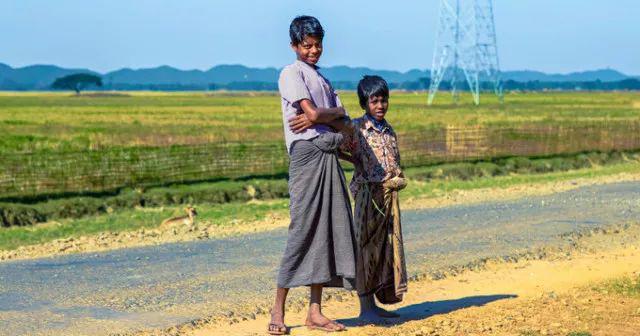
267,322,287,335
306,321,345,332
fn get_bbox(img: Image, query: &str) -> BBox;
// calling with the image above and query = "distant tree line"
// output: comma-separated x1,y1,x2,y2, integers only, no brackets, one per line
326,78,640,91
44,73,640,92
96,81,278,91
208,82,278,91
501,78,640,91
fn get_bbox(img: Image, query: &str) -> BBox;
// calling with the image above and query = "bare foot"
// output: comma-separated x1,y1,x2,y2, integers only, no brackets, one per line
268,311,287,335
306,311,345,332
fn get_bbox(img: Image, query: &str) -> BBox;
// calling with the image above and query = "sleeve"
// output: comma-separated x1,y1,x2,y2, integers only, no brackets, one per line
278,67,312,108
339,119,357,154
335,90,343,107
393,132,401,166
334,89,349,116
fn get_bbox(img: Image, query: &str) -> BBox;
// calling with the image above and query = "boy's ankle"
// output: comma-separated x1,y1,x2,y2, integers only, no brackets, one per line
270,307,285,317
307,302,322,315
358,295,377,309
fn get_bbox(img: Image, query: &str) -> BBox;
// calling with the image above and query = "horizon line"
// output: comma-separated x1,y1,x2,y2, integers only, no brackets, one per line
1,62,636,77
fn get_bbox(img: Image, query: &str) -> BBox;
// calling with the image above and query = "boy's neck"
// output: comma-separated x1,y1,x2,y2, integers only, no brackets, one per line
365,113,386,130
296,58,319,69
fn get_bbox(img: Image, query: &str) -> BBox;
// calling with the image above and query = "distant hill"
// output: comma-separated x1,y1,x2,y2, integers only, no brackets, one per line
205,65,280,84
104,66,209,85
318,66,429,83
0,63,98,90
0,62,636,90
502,69,630,82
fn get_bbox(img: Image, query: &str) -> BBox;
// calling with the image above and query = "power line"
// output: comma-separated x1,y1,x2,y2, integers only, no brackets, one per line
428,0,503,105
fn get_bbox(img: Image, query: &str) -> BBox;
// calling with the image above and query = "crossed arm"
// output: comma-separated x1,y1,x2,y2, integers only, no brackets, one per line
288,99,356,164
288,99,347,132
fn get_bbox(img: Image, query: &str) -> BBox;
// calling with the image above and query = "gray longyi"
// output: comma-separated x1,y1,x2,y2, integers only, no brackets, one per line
276,132,357,289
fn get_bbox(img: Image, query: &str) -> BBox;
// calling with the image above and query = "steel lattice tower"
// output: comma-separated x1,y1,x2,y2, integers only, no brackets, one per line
427,0,503,105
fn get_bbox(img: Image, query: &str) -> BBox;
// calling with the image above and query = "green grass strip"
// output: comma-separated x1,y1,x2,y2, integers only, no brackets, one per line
1,162,639,251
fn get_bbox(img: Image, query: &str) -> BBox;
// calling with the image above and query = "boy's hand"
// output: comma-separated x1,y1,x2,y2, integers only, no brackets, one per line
288,113,313,133
328,116,353,132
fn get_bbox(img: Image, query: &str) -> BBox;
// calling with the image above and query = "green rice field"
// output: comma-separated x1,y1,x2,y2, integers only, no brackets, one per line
0,91,639,198
1,91,639,152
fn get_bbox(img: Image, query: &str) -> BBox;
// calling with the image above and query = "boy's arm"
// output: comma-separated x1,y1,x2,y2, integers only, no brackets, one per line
394,133,405,178
327,115,354,133
288,99,345,134
337,118,357,164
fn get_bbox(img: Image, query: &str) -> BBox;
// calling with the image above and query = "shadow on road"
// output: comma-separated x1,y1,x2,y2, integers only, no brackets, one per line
339,294,517,327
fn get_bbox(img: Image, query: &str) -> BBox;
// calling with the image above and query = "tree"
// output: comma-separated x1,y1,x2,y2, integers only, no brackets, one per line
51,73,102,94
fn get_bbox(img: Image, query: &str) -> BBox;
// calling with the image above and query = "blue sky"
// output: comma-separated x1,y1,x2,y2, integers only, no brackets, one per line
2,0,639,74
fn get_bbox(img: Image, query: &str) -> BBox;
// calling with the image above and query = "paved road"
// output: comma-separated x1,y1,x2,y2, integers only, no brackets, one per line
0,182,638,335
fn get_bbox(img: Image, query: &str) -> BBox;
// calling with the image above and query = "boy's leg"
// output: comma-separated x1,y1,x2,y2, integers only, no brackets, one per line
358,294,380,320
269,287,289,334
359,294,399,319
306,284,345,331
372,299,400,318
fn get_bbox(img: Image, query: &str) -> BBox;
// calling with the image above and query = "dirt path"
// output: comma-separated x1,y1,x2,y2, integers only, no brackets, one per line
1,177,639,336
2,170,640,262
182,237,640,336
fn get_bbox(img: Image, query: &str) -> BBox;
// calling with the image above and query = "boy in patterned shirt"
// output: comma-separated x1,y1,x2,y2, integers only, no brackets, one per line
339,75,408,320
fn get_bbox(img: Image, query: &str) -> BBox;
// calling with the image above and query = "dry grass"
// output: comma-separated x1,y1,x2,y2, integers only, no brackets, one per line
1,91,639,151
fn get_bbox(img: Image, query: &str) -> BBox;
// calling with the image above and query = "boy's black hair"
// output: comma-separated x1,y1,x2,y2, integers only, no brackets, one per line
357,75,389,110
289,16,324,45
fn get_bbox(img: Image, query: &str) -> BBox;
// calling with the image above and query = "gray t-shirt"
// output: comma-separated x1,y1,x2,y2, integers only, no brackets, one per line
278,60,344,154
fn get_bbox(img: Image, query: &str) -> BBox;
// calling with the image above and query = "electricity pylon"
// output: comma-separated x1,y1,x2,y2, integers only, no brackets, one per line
427,0,503,105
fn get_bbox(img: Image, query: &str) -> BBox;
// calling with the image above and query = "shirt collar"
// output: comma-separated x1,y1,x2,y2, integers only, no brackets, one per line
364,113,389,132
295,59,319,71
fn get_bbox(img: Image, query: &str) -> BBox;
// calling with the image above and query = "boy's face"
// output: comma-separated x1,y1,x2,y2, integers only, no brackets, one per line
291,35,323,66
366,95,389,122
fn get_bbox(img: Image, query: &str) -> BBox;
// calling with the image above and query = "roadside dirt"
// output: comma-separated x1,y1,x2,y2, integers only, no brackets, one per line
2,170,640,262
168,233,640,336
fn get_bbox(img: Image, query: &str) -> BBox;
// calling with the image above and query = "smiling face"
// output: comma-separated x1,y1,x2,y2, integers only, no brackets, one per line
366,95,389,122
291,35,323,66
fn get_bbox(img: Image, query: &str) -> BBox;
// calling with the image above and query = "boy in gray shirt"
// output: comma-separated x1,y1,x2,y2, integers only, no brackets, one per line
269,15,357,334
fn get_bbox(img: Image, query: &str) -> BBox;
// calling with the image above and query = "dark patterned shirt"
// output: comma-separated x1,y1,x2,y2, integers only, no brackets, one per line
340,114,403,196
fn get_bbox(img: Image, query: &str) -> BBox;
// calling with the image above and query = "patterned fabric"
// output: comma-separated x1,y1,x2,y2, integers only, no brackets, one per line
353,177,408,303
341,114,408,302
340,114,403,196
